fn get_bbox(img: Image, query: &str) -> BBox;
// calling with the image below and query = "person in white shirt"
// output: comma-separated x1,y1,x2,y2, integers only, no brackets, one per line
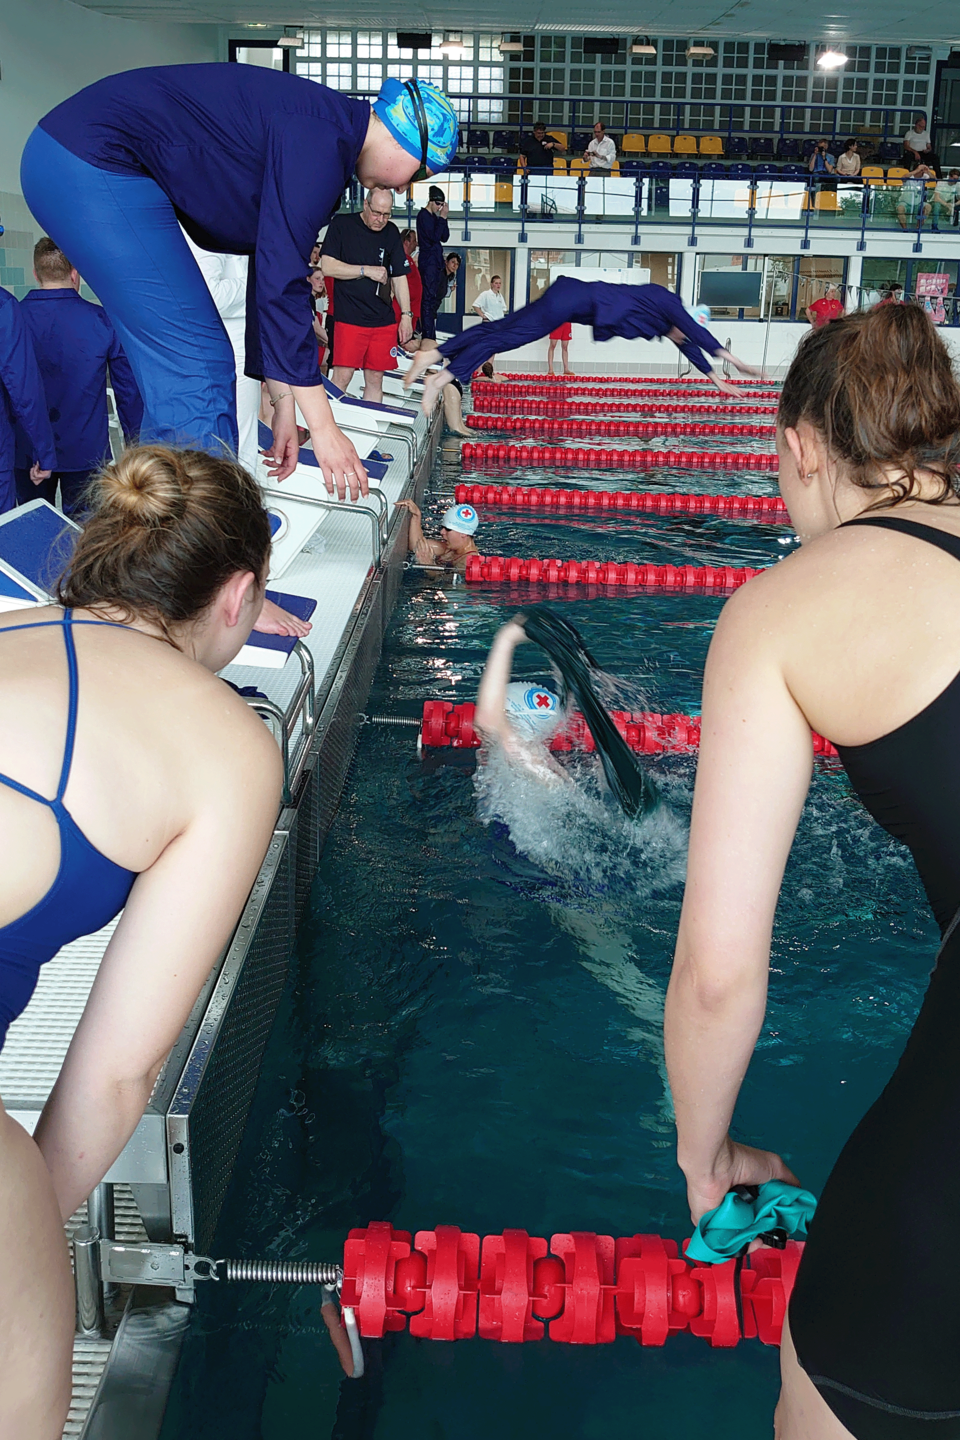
473,275,508,370
902,116,933,160
584,122,617,171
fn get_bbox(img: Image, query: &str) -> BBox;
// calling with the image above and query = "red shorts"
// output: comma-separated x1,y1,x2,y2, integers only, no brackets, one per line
550,322,572,341
333,321,397,371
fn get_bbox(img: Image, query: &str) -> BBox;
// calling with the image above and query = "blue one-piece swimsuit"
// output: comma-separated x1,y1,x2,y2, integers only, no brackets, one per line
0,612,137,1054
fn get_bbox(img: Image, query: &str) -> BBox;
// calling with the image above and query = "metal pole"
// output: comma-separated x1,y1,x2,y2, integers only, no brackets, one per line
760,255,774,378
88,1182,118,1303
74,1225,104,1337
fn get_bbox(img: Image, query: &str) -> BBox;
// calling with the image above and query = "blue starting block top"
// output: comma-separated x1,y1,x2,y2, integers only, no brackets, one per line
0,500,81,603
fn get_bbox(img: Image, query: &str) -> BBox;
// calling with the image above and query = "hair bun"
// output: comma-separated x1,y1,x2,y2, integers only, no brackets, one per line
96,446,188,525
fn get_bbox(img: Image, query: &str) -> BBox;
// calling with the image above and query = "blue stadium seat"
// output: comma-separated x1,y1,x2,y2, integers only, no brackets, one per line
618,159,646,174
466,129,490,151
493,129,519,152
702,162,726,177
647,160,673,178
573,131,593,151
674,162,699,178
727,163,754,180
776,137,801,161
879,140,902,162
726,136,748,159
754,163,779,177
780,164,808,178
751,137,775,161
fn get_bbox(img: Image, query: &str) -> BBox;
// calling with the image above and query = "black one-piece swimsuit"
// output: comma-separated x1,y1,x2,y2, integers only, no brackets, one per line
789,516,960,1439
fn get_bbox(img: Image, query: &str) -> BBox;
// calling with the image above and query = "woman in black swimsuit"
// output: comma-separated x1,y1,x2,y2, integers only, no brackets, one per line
664,304,960,1438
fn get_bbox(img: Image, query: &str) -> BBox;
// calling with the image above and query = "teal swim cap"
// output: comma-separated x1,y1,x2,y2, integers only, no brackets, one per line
373,79,459,177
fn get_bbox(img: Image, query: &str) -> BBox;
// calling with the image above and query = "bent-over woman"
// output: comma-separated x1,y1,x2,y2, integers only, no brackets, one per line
0,446,282,1439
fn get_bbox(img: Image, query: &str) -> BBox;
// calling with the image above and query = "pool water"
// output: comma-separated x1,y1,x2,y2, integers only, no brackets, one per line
161,436,938,1440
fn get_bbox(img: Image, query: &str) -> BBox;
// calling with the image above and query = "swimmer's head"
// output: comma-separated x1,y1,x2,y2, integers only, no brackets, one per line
372,79,459,181
441,503,479,537
58,445,271,671
688,303,712,326
503,681,562,736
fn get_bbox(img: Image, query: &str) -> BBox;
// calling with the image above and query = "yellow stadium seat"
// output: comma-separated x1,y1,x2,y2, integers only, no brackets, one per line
860,165,885,183
550,131,569,150
674,134,698,155
885,167,909,186
621,133,646,154
647,133,672,155
495,176,515,203
552,158,568,172
568,157,589,173
699,135,724,156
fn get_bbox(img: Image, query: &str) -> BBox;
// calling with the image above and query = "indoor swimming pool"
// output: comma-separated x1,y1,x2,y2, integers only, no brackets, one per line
160,431,938,1440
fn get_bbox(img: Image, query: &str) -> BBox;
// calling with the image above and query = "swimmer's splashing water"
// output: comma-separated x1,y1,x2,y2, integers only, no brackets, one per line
517,606,660,820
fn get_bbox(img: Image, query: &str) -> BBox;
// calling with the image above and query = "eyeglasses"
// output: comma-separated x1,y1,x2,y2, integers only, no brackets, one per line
365,205,392,219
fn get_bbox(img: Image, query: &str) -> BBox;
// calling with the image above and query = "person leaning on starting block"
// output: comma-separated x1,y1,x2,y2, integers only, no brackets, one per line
394,499,479,572
404,280,763,412
0,445,282,1438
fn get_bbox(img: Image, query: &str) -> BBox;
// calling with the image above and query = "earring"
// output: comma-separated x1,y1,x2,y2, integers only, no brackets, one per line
805,471,815,478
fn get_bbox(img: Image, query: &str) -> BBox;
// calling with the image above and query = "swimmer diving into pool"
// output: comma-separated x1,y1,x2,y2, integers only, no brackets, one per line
476,606,659,819
404,280,764,412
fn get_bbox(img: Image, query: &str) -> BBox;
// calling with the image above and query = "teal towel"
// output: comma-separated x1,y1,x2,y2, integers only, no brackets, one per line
686,1181,818,1265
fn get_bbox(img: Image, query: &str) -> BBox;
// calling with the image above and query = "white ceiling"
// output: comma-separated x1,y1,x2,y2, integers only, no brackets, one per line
75,0,960,46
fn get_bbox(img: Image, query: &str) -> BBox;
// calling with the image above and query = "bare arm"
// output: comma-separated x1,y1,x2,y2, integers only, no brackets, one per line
320,256,388,285
263,379,369,500
34,719,282,1220
392,274,413,345
393,498,442,562
475,620,526,742
664,582,809,1224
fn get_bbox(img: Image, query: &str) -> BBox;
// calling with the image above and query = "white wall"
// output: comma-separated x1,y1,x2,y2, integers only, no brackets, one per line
0,0,219,295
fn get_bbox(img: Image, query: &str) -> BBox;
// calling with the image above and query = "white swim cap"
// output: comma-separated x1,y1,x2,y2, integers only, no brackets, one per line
504,682,562,734
441,503,479,536
688,303,712,326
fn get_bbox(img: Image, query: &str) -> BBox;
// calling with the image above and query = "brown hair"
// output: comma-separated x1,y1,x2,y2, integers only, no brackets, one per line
34,237,73,284
480,361,494,378
57,446,272,640
778,305,960,506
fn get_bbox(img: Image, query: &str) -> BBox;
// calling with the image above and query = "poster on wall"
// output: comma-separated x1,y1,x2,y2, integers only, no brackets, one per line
915,272,950,324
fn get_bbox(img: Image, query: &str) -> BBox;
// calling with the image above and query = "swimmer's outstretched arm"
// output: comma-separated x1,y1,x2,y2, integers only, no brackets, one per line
475,619,528,744
394,498,444,564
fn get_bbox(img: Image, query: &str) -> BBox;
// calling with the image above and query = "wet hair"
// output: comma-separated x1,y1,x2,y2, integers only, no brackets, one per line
778,306,960,506
58,446,272,640
480,362,494,378
34,237,73,284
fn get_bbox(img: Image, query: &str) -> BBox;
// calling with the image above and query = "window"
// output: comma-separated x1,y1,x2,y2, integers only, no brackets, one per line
845,45,872,74
780,74,807,104
661,71,688,100
326,31,353,58
691,71,717,102
529,249,676,302
387,62,414,82
842,76,868,105
417,62,444,86
477,66,504,95
872,78,898,107
355,63,381,91
873,46,901,74
599,68,627,99
631,72,658,100
660,39,688,67
570,68,596,98
751,73,777,102
356,31,382,59
796,256,846,314
905,49,931,75
539,36,566,62
465,248,513,311
529,249,579,301
721,73,748,102
539,66,565,96
722,42,750,70
325,63,352,89
508,65,535,95
902,80,930,109
698,254,765,318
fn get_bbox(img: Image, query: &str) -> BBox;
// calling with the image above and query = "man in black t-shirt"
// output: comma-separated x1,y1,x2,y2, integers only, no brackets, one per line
320,186,413,403
518,122,565,171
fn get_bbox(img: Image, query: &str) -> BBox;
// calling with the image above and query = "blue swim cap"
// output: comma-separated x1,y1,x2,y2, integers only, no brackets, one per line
504,682,562,734
373,79,459,176
441,503,478,536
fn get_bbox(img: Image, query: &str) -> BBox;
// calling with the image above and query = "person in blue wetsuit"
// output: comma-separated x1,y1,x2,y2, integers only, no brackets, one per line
405,278,763,411
0,444,282,1437
664,304,960,1439
0,285,56,514
416,186,450,343
20,67,457,501
14,238,142,517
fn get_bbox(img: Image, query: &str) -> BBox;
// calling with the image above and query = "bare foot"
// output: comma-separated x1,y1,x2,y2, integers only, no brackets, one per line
403,347,443,388
563,368,576,376
421,368,455,417
254,596,312,637
448,424,472,437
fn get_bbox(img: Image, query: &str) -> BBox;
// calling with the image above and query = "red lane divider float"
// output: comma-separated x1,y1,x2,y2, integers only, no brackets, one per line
341,1221,803,1347
419,700,837,758
471,396,779,418
464,554,762,590
474,381,782,403
467,415,775,439
461,441,777,472
497,372,777,389
455,482,788,520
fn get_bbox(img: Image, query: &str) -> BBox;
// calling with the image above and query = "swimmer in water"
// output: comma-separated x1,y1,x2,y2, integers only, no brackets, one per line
394,498,479,572
475,617,568,783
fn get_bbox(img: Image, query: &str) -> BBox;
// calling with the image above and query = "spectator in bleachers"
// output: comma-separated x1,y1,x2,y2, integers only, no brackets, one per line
519,122,566,171
808,139,836,188
584,122,617,171
897,161,937,230
932,169,960,226
806,284,844,328
877,282,905,306
902,115,933,162
0,285,56,515
15,238,142,518
416,186,449,345
835,139,861,179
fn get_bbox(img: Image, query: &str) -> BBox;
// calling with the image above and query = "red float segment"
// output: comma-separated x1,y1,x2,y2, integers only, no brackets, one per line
460,442,777,472
474,381,781,403
471,394,779,418
466,415,776,439
462,553,763,591
340,1223,804,1349
418,700,839,760
495,372,778,390
455,483,786,518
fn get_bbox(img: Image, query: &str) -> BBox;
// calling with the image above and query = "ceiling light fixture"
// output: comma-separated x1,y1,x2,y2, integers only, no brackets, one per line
499,37,524,52
817,47,848,68
686,43,715,58
438,31,466,56
631,37,657,54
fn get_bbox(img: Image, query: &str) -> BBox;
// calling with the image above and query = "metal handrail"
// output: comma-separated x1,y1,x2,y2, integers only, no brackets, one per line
263,487,386,566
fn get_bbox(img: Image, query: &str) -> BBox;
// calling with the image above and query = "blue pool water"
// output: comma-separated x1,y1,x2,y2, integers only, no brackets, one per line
162,435,938,1440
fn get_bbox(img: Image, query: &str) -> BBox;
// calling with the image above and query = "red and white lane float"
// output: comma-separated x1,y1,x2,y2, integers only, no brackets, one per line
419,700,838,758
466,416,776,439
496,372,777,390
460,442,777,473
474,381,783,403
471,395,780,418
455,483,788,520
463,555,762,590
341,1222,802,1347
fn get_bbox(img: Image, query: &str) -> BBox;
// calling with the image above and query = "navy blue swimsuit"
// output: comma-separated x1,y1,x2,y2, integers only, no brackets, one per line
790,516,960,1439
0,613,137,1053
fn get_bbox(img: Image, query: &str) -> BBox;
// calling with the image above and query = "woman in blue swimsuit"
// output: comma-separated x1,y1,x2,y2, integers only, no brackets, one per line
665,305,960,1436
0,446,282,1437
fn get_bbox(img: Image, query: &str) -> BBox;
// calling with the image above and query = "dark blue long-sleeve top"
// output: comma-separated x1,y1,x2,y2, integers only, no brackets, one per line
0,290,56,477
416,208,450,286
38,66,371,388
15,289,143,471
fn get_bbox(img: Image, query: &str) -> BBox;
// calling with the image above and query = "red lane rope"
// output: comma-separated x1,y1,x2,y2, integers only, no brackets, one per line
464,554,762,590
472,396,780,417
341,1220,803,1347
420,700,836,758
467,415,775,439
455,482,788,519
461,441,777,472
497,372,777,388
475,380,782,402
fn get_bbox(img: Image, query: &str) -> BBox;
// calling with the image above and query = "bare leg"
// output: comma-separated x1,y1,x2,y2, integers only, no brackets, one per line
420,367,456,416
362,369,384,405
0,1105,74,1440
775,1317,855,1440
441,385,471,436
547,338,557,374
403,347,443,389
561,339,574,375
331,365,356,393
